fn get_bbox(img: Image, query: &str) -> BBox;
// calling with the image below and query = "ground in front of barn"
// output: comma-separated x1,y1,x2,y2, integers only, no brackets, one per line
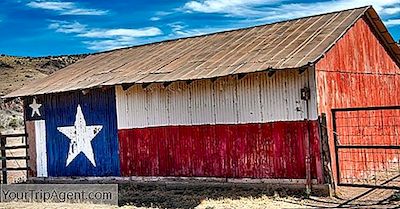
0,183,399,209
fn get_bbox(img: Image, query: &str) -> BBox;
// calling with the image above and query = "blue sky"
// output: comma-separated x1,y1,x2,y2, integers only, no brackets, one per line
0,0,399,56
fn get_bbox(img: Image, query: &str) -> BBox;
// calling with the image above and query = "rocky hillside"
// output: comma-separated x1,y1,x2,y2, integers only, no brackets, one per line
0,54,87,133
0,54,87,97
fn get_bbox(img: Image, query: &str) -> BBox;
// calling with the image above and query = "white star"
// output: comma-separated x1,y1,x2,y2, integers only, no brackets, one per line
29,98,42,117
57,105,103,167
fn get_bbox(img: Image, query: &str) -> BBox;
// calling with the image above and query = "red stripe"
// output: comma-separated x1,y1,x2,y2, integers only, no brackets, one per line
118,121,322,180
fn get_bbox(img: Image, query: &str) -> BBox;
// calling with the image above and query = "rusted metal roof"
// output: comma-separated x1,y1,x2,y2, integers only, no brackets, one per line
5,6,400,98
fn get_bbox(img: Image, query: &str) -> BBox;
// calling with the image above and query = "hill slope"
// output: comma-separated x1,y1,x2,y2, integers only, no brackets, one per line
0,54,87,133
0,55,87,96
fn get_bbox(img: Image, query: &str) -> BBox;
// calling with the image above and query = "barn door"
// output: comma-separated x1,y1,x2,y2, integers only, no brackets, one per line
332,106,400,189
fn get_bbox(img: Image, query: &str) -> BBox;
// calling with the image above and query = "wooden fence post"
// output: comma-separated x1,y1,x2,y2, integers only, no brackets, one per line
319,113,334,192
1,135,7,184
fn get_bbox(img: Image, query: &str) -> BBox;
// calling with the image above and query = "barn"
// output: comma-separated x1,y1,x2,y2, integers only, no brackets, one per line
4,6,400,190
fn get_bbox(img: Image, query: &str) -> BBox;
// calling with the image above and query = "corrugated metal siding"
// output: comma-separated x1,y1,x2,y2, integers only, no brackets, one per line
146,84,169,126
237,75,262,123
189,80,215,125
26,121,37,177
116,69,318,128
214,76,237,123
118,121,323,179
42,88,120,176
315,17,400,182
168,82,192,125
7,7,390,98
34,120,47,177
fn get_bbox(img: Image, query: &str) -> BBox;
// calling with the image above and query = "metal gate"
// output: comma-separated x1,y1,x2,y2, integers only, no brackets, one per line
0,133,29,184
332,106,400,189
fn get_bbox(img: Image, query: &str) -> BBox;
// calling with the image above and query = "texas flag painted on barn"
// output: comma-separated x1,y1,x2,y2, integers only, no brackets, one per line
25,89,120,177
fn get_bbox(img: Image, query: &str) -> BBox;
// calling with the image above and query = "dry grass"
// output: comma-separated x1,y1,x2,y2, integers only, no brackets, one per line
0,195,308,209
195,195,310,209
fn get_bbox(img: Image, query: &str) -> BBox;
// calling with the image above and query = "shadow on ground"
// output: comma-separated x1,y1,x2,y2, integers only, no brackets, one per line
118,182,306,208
293,187,400,209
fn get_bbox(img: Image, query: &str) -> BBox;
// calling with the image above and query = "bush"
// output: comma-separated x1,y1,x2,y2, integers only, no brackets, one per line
8,118,20,128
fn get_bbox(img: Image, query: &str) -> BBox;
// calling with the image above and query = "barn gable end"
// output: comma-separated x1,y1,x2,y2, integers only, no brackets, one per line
315,15,400,183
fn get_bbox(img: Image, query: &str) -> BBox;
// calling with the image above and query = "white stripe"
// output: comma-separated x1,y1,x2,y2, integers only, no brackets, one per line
35,120,48,177
116,69,318,129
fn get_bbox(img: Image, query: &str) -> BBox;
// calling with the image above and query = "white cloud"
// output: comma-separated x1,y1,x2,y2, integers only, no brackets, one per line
79,28,162,38
48,20,163,51
61,8,107,16
255,1,400,23
150,17,161,21
83,39,135,51
149,11,173,22
381,7,400,15
183,0,282,16
48,20,86,33
385,19,400,26
27,1,73,11
168,22,229,38
183,0,400,21
27,1,108,16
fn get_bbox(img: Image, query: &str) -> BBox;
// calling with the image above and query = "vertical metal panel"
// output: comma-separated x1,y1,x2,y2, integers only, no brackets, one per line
189,80,215,125
26,121,37,177
214,76,237,124
43,88,120,176
167,82,191,125
116,69,318,128
260,69,317,122
118,121,322,179
236,74,262,123
308,68,318,120
34,120,47,177
116,85,148,128
115,86,128,129
261,71,287,121
145,84,169,127
315,18,400,183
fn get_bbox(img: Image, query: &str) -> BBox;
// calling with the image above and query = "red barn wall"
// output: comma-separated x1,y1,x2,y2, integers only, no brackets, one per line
119,121,321,179
315,16,400,183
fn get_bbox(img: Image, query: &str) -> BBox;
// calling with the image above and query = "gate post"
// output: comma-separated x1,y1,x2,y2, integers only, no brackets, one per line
331,110,340,187
319,113,335,192
1,135,7,184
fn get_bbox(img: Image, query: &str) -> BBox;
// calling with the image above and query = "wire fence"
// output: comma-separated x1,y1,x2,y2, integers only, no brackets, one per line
333,106,400,189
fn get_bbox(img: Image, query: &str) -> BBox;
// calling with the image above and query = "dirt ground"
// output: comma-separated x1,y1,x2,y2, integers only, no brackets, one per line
117,184,400,208
0,182,399,209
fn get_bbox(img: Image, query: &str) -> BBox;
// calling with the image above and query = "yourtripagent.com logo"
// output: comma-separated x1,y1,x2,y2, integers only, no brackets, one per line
0,184,118,205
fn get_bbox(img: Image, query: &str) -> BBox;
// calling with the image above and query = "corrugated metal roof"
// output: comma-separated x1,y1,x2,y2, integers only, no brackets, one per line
5,6,400,98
